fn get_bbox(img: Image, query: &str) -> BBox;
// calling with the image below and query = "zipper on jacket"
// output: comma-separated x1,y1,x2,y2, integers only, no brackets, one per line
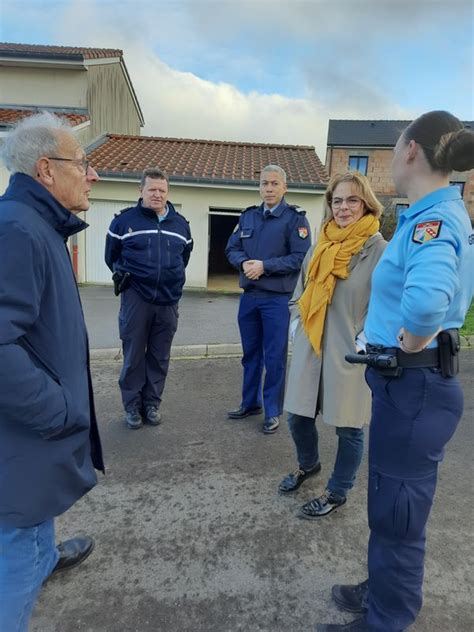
155,218,162,302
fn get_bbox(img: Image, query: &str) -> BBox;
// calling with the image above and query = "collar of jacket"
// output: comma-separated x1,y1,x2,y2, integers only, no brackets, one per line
138,199,177,220
259,197,288,218
3,172,88,239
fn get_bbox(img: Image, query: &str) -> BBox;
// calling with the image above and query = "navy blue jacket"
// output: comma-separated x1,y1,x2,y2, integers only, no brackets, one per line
0,173,104,529
105,201,193,305
225,199,311,295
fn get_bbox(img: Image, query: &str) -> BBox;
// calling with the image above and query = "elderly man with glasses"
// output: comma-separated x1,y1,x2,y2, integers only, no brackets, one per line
0,112,104,631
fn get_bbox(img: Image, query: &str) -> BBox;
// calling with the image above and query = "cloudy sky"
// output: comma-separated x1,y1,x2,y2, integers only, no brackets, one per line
1,0,473,156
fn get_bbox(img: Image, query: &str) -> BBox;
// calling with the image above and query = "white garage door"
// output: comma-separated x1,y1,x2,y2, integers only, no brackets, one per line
85,199,129,283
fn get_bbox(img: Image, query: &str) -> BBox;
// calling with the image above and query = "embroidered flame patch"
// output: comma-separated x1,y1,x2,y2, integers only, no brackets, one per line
412,221,442,244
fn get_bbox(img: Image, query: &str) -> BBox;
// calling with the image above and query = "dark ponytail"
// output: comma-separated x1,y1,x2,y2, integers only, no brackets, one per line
404,110,474,174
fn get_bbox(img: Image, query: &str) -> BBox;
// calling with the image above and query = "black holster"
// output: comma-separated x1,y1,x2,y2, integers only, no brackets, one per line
437,329,460,377
112,271,130,296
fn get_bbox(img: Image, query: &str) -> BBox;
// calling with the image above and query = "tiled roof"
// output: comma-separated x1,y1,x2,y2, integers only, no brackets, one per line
327,119,474,147
0,42,122,60
86,134,328,187
0,108,89,127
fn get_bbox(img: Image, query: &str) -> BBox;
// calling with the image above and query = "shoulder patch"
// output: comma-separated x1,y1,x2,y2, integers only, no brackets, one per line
412,220,442,244
298,226,309,239
114,206,134,218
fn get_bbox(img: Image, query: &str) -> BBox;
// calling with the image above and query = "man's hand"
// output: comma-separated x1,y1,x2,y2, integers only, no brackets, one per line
243,260,264,280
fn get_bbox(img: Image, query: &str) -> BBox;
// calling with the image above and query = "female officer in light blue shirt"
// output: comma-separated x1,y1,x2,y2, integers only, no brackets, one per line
317,111,474,631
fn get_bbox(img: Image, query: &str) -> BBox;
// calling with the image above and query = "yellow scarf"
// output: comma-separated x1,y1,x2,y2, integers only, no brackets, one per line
299,214,380,355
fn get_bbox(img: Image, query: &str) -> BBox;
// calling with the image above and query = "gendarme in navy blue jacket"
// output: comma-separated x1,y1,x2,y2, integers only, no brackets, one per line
0,173,104,529
105,200,193,305
225,198,311,295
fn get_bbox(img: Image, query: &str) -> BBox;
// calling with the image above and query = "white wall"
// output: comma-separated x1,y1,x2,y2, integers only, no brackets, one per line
0,66,88,108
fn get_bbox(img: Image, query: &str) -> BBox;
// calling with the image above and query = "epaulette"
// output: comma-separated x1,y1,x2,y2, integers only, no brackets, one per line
242,205,260,213
114,206,135,218
175,210,190,224
287,204,306,215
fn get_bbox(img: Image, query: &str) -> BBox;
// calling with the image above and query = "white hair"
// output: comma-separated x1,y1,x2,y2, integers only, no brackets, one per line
1,112,73,177
260,164,287,184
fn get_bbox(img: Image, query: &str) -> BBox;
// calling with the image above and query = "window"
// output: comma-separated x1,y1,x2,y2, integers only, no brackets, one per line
395,203,409,213
450,181,465,196
348,155,368,175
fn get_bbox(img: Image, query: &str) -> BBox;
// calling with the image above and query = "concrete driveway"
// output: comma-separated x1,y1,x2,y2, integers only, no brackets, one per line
31,353,474,632
79,286,241,350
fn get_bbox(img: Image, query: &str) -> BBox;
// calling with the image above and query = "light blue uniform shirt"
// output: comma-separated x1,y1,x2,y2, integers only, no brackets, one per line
157,204,169,222
365,187,474,347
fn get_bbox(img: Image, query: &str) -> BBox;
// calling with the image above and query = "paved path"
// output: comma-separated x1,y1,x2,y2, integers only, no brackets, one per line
80,286,241,350
31,352,474,632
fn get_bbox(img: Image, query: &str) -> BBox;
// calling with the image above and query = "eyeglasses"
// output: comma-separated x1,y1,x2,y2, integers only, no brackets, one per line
47,156,90,173
331,196,362,209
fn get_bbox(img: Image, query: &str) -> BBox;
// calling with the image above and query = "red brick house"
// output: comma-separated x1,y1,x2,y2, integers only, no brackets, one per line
326,120,474,229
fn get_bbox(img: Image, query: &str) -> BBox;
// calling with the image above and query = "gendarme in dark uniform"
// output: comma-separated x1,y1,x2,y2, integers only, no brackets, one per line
105,168,193,429
225,165,311,434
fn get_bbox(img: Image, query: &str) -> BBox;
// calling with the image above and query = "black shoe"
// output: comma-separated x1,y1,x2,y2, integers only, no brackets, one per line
278,463,322,493
51,536,95,576
125,409,143,429
263,416,280,434
315,617,370,631
298,489,346,519
143,405,162,425
227,405,262,419
332,580,369,614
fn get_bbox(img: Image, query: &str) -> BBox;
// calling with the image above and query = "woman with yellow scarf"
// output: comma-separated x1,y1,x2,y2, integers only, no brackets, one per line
278,172,386,518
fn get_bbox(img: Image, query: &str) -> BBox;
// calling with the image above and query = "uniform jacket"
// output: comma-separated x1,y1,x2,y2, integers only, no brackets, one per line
284,232,386,426
0,173,104,529
105,200,193,305
365,186,474,346
225,198,311,295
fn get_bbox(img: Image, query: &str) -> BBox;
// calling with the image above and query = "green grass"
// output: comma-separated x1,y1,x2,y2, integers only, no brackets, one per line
460,301,474,337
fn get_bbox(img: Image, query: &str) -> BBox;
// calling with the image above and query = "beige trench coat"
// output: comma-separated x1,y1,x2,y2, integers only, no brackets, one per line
284,233,387,427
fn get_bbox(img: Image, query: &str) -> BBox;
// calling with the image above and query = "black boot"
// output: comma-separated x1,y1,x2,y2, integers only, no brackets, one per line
332,579,369,613
315,616,370,631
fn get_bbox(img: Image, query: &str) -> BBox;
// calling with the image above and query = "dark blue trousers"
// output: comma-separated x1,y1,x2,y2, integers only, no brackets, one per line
288,413,364,498
238,292,290,418
118,287,178,412
365,367,463,631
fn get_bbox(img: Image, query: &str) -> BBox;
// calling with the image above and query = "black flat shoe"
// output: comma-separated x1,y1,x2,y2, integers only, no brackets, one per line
51,536,95,576
278,463,322,493
298,490,346,519
227,405,262,419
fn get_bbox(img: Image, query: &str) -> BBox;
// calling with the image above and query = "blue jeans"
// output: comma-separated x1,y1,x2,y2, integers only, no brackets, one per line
287,413,364,498
0,519,59,632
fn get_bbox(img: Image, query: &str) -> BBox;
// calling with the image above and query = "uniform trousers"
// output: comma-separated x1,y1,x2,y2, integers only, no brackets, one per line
365,367,463,631
0,519,59,632
238,292,290,418
119,287,178,412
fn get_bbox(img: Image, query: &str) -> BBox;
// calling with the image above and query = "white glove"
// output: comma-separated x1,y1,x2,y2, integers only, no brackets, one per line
355,331,367,353
289,318,299,341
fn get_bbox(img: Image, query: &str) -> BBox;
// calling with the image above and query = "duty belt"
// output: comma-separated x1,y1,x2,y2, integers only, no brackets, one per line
365,344,440,369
